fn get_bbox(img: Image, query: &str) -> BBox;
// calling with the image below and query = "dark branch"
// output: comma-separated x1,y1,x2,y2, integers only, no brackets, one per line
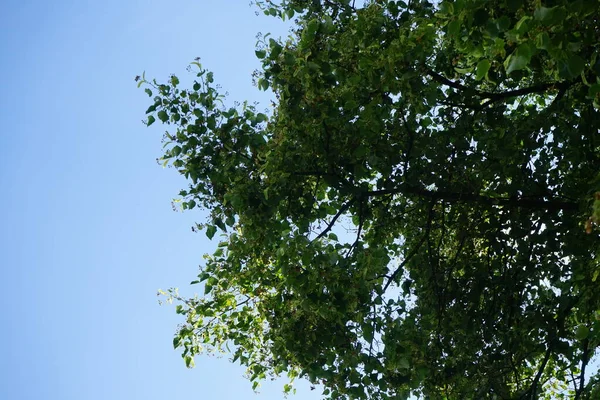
313,198,356,242
575,339,590,400
383,200,435,292
527,346,552,400
425,67,570,106
365,185,578,212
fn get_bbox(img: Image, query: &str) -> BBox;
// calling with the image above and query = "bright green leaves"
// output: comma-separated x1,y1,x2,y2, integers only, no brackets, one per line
475,59,491,81
184,355,195,368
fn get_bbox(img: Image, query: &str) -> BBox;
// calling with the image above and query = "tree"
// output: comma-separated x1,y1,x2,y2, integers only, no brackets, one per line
139,0,600,398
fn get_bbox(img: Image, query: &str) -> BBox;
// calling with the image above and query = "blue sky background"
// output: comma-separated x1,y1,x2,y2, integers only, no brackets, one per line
0,1,320,399
2,1,598,399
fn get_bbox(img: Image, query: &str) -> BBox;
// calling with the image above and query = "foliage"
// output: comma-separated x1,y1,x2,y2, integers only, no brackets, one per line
140,0,600,398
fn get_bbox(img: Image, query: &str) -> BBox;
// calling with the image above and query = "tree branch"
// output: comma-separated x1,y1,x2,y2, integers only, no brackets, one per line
365,185,578,212
574,339,590,400
425,67,570,106
383,200,435,292
313,198,356,242
527,345,552,400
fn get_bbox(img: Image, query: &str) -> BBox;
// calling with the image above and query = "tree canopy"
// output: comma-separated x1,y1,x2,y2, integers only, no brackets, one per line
139,0,600,398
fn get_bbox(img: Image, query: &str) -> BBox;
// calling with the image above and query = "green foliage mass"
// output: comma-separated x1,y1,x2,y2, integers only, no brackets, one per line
140,0,600,398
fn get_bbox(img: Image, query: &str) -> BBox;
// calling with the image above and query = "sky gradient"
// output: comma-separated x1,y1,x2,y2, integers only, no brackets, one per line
0,1,319,398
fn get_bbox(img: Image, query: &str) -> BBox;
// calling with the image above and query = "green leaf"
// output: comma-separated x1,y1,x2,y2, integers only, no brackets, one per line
454,66,473,74
558,55,585,80
258,78,269,91
206,225,217,239
438,1,454,15
447,20,461,37
214,217,227,232
225,215,235,227
589,83,600,99
204,281,214,295
284,52,295,66
575,325,590,340
173,336,181,349
255,49,266,59
306,18,319,36
514,16,531,33
363,324,374,342
146,115,156,126
145,88,152,97
184,356,195,368
475,59,491,81
197,272,210,282
535,32,551,50
534,6,566,26
505,43,533,74
158,110,169,123
269,39,282,59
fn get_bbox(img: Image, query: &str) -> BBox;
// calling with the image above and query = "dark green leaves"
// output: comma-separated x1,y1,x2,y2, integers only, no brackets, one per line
534,6,566,26
206,225,217,240
157,110,168,123
558,55,585,80
504,43,533,74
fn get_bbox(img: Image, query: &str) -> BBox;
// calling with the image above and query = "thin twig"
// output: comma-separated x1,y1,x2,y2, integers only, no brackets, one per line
383,200,435,292
313,198,356,242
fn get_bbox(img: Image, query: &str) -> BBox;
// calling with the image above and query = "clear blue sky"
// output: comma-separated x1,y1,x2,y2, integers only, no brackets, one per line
0,1,320,399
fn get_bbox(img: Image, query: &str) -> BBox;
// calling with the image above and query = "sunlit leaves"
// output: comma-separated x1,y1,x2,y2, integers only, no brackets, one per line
142,0,600,398
475,59,491,81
